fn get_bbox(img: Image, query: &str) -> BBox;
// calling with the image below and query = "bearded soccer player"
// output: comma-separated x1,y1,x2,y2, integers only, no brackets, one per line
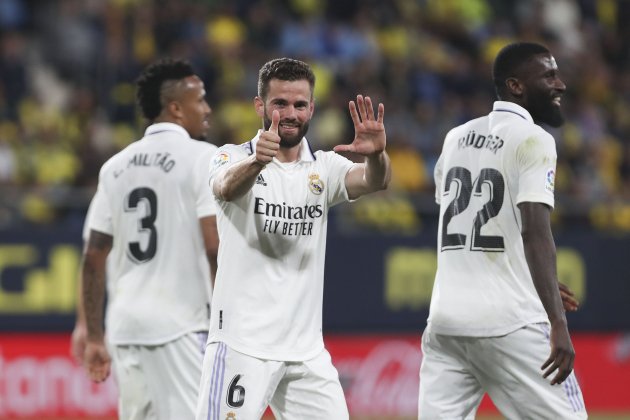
418,42,587,419
195,58,391,419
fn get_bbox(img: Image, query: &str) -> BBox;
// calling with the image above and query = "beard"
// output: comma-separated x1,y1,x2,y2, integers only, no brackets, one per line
263,111,310,148
191,132,208,142
528,93,564,128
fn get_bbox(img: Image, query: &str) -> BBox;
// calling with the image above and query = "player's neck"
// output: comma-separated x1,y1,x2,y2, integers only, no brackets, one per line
277,145,300,163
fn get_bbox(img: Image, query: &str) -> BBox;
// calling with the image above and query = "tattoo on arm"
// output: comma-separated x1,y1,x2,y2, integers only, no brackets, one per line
82,231,112,342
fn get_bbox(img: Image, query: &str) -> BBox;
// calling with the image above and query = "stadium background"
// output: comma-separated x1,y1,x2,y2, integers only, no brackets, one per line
0,0,629,418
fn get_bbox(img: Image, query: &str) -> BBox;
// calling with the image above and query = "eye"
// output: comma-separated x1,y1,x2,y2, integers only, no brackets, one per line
545,70,558,79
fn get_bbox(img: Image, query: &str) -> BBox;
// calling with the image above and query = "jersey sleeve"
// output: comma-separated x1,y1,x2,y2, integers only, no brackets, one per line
434,153,444,205
434,128,457,205
515,132,557,208
87,182,113,235
208,143,250,189
194,145,218,218
319,151,355,207
82,195,97,242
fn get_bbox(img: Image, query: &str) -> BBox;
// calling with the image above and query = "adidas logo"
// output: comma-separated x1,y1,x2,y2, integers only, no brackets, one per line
255,174,267,186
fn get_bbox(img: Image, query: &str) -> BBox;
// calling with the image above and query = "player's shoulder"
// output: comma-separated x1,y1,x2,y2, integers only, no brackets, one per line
444,115,489,143
314,149,354,168
186,139,219,158
216,141,252,156
314,149,347,160
313,149,329,159
209,142,252,170
99,141,140,175
511,120,556,147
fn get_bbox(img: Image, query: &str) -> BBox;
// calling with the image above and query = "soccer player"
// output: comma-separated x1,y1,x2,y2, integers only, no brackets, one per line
195,58,391,419
81,58,219,418
418,42,587,419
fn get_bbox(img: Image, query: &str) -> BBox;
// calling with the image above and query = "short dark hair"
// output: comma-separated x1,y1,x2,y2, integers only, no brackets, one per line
136,58,195,121
257,58,315,99
492,42,550,99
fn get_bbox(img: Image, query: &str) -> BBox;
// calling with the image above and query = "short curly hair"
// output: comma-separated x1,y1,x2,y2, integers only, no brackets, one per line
257,58,315,100
136,58,195,121
493,42,550,99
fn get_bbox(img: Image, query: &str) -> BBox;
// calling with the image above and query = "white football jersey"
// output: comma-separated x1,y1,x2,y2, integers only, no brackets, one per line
88,123,217,345
428,101,556,336
208,133,354,361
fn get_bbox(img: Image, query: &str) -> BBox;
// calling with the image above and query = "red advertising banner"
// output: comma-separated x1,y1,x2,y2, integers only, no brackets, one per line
0,333,628,418
0,333,117,418
326,333,630,416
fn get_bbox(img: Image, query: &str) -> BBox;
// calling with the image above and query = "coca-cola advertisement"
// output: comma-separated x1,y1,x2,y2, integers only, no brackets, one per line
325,333,630,417
1,333,629,418
328,336,421,416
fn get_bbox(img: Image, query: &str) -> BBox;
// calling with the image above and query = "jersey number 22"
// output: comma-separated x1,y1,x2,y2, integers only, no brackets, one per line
441,166,505,252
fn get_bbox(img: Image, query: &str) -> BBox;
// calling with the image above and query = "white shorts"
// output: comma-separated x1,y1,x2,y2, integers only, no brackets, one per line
418,323,587,420
109,332,207,420
196,342,348,420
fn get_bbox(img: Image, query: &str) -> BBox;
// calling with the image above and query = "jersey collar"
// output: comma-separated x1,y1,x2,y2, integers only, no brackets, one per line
250,130,316,162
144,122,191,139
492,101,534,123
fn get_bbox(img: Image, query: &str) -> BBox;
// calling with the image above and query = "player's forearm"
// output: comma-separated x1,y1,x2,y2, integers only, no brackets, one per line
214,156,265,201
81,232,112,342
523,226,566,326
82,256,107,342
363,151,391,191
200,215,219,286
75,269,87,326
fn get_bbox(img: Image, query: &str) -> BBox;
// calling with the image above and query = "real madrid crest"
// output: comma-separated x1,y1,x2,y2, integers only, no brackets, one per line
226,412,237,420
308,173,324,195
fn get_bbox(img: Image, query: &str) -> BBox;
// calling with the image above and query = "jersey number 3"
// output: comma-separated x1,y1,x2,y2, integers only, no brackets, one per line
441,166,505,252
125,187,158,263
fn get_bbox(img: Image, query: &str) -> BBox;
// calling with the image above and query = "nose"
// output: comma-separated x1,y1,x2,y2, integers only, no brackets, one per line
281,105,297,120
555,78,566,92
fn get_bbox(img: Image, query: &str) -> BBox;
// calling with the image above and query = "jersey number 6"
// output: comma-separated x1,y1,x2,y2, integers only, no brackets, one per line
227,374,245,408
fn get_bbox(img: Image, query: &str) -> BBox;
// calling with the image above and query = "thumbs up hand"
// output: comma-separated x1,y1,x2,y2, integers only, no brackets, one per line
256,110,281,165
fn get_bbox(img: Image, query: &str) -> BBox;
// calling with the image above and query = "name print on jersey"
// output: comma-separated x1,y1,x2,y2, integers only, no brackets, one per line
127,152,176,173
254,197,323,236
457,130,504,154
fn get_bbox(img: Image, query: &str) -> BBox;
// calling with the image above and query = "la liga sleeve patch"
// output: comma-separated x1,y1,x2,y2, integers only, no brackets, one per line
545,168,555,193
213,151,231,168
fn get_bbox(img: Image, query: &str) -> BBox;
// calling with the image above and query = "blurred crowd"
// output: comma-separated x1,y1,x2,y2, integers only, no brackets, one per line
1,0,630,231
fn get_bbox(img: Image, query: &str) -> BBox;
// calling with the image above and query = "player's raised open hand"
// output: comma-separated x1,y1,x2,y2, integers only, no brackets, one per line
256,109,281,165
334,95,385,156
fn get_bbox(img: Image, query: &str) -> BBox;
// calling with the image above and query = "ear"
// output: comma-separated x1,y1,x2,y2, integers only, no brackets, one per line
167,101,183,120
309,99,315,117
254,96,265,118
506,77,524,97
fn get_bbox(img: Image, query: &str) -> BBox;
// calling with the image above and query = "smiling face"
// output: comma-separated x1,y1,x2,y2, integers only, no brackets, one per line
255,78,314,148
517,53,566,127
